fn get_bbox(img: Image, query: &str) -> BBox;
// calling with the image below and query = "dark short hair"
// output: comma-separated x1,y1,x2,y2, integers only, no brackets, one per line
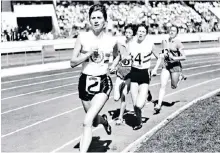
124,24,136,36
89,4,107,21
136,23,149,34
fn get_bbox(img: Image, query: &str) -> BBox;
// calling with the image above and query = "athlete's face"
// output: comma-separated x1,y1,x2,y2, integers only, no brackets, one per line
169,26,178,39
90,11,106,32
125,28,133,40
137,26,147,42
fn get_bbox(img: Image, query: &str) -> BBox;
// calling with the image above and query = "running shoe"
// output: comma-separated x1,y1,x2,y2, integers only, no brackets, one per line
102,114,112,135
147,90,152,102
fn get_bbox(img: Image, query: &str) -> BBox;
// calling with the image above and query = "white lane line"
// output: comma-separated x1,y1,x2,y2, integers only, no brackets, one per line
181,63,220,70
51,77,220,153
1,83,77,101
182,68,220,77
121,87,220,153
3,66,220,116
156,64,220,77
2,56,219,87
182,59,219,66
2,62,220,101
1,92,78,115
182,56,219,63
1,76,78,91
2,59,219,91
1,106,83,138
50,108,135,153
1,71,80,84
2,68,220,139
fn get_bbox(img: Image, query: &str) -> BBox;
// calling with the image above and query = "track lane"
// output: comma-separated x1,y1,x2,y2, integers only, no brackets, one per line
2,58,219,99
2,59,220,113
2,56,220,89
1,53,220,152
2,69,220,152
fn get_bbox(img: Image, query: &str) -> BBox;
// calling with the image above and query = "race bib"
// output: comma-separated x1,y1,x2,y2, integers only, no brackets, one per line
120,58,132,67
90,50,104,63
85,76,101,93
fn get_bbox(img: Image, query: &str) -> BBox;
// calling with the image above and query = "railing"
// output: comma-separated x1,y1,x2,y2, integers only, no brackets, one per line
1,32,220,69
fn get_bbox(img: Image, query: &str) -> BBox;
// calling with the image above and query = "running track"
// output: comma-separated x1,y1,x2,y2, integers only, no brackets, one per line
1,53,220,152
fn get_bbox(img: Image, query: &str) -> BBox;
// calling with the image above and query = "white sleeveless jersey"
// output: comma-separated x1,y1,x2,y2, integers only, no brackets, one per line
79,31,117,76
128,36,154,69
162,38,183,65
163,38,183,52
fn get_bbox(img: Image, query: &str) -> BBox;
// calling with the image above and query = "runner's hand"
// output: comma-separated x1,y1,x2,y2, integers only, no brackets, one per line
151,69,157,77
89,47,99,56
109,65,116,74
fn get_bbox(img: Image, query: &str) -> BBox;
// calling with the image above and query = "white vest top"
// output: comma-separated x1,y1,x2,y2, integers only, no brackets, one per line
79,31,117,76
129,36,154,69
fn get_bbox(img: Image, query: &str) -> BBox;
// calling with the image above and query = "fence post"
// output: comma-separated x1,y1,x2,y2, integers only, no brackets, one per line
6,52,9,67
58,50,60,62
41,46,44,64
25,50,27,65
218,37,220,47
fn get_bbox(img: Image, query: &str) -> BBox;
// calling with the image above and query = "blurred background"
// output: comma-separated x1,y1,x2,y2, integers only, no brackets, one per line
2,0,220,41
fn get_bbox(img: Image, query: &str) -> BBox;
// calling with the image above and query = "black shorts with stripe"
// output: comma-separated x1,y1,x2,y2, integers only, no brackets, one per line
78,73,113,101
130,67,150,84
165,61,182,73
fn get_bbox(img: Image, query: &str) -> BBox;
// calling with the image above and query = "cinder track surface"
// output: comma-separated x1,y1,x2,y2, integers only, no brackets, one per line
1,52,220,152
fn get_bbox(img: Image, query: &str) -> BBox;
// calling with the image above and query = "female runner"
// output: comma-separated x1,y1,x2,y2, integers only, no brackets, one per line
129,24,156,130
70,4,120,153
113,24,135,125
152,25,187,113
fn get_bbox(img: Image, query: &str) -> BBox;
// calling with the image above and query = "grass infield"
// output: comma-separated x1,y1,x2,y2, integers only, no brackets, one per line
136,92,220,152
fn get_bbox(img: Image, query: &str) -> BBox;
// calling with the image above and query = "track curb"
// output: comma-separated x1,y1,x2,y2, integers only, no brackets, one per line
121,88,220,153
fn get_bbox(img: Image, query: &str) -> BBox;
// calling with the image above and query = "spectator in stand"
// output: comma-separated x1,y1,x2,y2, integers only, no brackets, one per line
1,33,7,42
3,30,10,41
35,29,41,40
26,25,32,34
16,33,22,41
201,19,210,32
2,1,220,41
194,2,220,32
9,28,17,41
21,31,28,40
47,32,54,40
28,32,36,41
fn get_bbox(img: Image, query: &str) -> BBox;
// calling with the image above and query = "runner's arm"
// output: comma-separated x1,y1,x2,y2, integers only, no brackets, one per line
172,40,186,61
151,44,158,60
151,44,163,75
109,43,122,70
70,35,94,68
152,53,163,72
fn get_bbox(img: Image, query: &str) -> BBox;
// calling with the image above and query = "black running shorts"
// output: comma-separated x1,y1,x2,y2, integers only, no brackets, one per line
165,61,182,73
78,73,113,101
130,67,150,84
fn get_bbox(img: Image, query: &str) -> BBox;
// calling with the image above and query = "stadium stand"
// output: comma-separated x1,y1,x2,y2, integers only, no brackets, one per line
55,0,220,38
1,0,220,42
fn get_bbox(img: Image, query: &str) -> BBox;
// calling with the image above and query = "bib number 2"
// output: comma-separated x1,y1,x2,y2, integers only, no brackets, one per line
86,76,101,94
